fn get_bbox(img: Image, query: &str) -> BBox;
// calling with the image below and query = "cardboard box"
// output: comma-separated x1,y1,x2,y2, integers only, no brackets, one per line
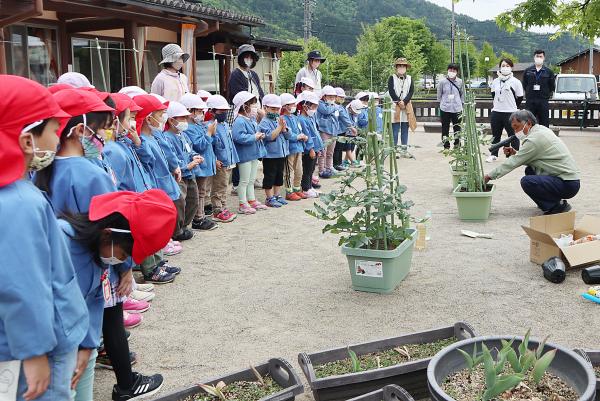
522,211,600,268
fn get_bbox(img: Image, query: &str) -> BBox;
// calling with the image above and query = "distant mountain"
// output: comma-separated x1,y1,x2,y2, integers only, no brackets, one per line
203,0,586,63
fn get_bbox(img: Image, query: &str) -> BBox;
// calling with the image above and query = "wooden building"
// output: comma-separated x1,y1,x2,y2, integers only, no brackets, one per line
0,0,301,96
556,48,600,77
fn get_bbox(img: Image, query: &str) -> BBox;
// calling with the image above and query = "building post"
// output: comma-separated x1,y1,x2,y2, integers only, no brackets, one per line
0,28,7,75
124,20,138,86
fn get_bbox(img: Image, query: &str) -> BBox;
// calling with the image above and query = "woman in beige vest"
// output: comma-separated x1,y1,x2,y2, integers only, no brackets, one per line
387,58,417,145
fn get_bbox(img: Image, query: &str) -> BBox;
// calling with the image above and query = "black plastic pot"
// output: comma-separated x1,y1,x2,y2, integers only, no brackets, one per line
427,336,597,401
151,358,304,401
298,322,476,401
346,385,415,401
575,349,600,401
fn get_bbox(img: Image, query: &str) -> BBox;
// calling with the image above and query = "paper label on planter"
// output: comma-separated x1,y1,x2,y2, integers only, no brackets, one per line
355,260,383,278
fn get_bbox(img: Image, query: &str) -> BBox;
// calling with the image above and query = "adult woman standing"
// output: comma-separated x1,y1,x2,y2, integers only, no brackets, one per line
227,44,265,103
294,50,325,95
387,58,416,146
151,44,190,102
487,58,524,163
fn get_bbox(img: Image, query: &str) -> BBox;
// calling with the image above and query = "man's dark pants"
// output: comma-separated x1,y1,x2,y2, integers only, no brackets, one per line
526,99,550,128
520,167,580,212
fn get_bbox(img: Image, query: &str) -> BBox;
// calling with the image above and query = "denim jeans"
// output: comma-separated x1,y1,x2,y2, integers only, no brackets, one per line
392,122,409,146
73,349,98,401
17,349,78,401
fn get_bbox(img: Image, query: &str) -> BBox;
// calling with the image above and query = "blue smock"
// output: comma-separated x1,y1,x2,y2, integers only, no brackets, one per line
232,116,267,163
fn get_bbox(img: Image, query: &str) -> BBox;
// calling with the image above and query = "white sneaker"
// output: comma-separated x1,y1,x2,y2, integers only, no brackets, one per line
130,289,155,302
231,186,238,195
308,188,320,198
135,283,155,292
485,155,497,163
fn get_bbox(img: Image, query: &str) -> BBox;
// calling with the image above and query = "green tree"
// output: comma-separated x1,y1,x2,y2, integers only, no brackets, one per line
426,41,451,84
476,42,497,78
277,37,335,93
402,34,426,86
496,0,600,40
499,51,519,64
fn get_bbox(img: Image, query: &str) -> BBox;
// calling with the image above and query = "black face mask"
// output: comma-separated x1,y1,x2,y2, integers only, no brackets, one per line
215,113,227,123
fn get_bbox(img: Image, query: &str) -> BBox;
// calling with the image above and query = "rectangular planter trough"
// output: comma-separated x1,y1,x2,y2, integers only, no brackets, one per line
346,385,415,401
298,322,476,401
576,349,600,401
152,358,304,401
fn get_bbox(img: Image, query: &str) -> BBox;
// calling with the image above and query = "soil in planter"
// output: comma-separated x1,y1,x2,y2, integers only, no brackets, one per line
458,184,494,193
314,337,457,378
441,365,578,401
186,375,283,401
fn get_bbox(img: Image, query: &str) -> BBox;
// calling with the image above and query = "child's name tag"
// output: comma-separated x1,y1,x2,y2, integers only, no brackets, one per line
184,143,191,152
0,360,20,401
448,94,455,100
298,123,302,131
533,84,541,91
102,275,111,303
334,111,340,117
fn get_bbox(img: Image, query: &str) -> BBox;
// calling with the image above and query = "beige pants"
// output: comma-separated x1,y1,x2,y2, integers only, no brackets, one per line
210,168,231,214
195,176,210,220
285,153,303,191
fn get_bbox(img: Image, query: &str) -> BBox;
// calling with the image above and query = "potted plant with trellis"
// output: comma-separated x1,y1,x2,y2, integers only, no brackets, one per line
306,97,417,294
451,31,495,220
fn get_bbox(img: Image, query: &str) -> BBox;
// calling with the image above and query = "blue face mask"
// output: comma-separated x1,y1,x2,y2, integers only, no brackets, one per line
215,113,227,123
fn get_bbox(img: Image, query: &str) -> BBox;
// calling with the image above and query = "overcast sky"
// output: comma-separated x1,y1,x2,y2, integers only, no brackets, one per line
426,0,523,21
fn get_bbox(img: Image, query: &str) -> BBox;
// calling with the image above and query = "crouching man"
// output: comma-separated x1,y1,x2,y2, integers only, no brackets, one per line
484,110,580,215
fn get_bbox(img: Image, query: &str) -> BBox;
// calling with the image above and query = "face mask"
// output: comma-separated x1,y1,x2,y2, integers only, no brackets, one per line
175,121,189,132
266,111,279,120
326,100,336,105
245,105,259,118
215,113,227,123
100,241,126,265
150,116,165,131
81,128,104,159
28,135,56,171
129,119,136,131
397,67,407,75
193,115,204,124
306,108,317,117
244,58,254,68
534,57,544,66
172,59,184,71
288,106,297,114
114,120,128,140
500,66,512,76
447,71,457,79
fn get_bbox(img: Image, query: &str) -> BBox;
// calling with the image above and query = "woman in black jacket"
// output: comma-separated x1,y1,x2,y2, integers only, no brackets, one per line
387,58,414,145
227,44,265,103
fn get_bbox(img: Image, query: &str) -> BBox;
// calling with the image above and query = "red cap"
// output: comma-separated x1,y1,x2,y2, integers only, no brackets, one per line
53,89,115,135
132,94,167,134
48,83,75,94
110,93,142,115
88,189,177,263
0,75,71,188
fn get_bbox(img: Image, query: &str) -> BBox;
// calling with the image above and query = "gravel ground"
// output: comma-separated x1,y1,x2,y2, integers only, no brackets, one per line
94,126,600,401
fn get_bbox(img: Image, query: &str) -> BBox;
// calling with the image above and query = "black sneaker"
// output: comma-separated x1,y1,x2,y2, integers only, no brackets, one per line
204,204,213,215
96,351,137,370
172,228,193,241
334,165,347,171
112,372,164,400
192,218,218,231
157,260,181,275
143,266,175,284
544,200,572,215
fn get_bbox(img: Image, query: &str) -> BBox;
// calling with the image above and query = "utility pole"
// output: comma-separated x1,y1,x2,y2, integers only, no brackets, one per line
451,0,456,63
589,40,594,75
303,0,314,46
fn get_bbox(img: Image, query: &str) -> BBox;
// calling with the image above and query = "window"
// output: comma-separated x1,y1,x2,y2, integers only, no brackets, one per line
143,42,163,91
6,25,60,85
72,38,125,92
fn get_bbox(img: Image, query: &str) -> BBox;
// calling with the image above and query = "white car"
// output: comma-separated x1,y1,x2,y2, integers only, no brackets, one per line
552,74,598,101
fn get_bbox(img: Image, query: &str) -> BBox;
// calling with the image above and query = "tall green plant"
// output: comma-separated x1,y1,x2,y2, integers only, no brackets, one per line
306,98,413,250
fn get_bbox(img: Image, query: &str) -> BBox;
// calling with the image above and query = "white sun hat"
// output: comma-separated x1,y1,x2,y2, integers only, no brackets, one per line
150,93,168,104
57,72,94,88
335,87,346,97
119,86,147,98
370,92,380,99
280,93,297,106
300,77,316,88
298,91,320,105
232,91,257,118
159,43,190,65
180,93,206,110
355,91,370,100
206,94,230,110
197,89,211,100
321,85,337,97
262,94,282,108
166,101,191,118
348,99,367,114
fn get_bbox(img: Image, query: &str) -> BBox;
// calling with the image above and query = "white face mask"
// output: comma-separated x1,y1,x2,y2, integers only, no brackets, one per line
150,116,165,131
244,58,254,68
500,66,512,76
249,105,259,118
28,134,56,171
193,115,204,124
326,99,336,105
100,241,126,265
534,56,544,66
397,67,407,75
172,59,184,71
129,119,136,131
306,108,317,117
289,106,297,114
174,121,189,132
447,71,457,79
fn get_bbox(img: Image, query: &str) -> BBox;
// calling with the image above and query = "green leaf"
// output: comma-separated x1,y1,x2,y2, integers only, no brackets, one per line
348,347,361,373
482,344,496,389
518,329,531,357
536,335,550,359
520,350,537,373
532,349,556,384
482,374,525,401
495,351,507,375
457,348,474,370
507,348,522,373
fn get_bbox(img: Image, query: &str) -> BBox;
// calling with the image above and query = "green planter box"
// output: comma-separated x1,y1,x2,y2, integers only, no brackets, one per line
341,229,417,294
450,166,466,191
452,184,495,221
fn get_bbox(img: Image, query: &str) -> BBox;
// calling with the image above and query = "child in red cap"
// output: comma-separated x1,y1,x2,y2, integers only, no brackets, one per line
0,75,88,401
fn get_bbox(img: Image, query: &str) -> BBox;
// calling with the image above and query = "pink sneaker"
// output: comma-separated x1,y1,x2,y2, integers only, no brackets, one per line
171,239,182,246
163,241,182,256
307,188,320,198
238,203,257,215
123,298,150,314
222,209,237,221
248,200,268,210
123,311,143,328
